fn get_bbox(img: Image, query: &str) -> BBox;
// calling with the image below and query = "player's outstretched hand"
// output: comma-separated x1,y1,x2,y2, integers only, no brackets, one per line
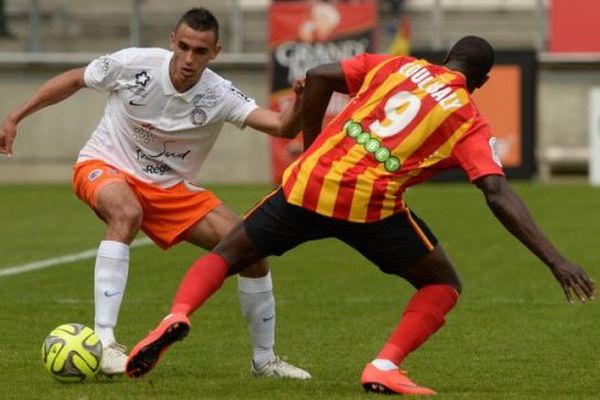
550,260,596,303
0,118,17,158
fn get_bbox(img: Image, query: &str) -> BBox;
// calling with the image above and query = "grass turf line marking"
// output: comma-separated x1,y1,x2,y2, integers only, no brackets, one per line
0,237,152,278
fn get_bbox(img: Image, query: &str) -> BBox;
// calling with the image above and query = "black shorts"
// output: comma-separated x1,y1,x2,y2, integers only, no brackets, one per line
243,189,438,275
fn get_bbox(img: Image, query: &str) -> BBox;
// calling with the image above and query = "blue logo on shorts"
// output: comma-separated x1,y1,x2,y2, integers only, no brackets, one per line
88,169,103,181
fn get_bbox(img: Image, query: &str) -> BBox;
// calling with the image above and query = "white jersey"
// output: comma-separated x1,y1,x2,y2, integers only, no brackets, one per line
77,47,258,188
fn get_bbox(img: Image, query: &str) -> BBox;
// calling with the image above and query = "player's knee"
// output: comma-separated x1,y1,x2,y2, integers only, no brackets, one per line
436,263,462,294
414,276,462,294
109,203,143,233
239,259,270,278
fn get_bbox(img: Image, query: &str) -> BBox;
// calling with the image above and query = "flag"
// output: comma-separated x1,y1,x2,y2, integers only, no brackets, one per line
388,14,411,55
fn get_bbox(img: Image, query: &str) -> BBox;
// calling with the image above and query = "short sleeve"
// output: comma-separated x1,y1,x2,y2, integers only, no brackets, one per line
84,49,128,92
341,53,393,96
221,82,259,128
451,113,505,181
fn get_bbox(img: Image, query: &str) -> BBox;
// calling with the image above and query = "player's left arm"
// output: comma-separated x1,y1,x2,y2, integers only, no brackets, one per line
475,174,596,303
244,78,305,138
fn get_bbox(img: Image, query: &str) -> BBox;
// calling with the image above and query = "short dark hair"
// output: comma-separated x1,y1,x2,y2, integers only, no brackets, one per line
175,7,220,42
446,36,494,79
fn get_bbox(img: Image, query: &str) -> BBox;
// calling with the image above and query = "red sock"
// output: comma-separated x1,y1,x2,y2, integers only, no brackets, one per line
377,284,459,366
170,253,229,316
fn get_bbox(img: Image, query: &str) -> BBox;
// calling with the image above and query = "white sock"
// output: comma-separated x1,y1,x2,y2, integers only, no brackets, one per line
238,272,276,368
94,240,129,347
372,359,399,371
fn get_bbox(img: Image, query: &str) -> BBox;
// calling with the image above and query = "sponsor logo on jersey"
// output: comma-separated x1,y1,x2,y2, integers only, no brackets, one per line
144,163,172,175
136,142,191,161
132,123,158,144
344,120,401,172
192,90,220,108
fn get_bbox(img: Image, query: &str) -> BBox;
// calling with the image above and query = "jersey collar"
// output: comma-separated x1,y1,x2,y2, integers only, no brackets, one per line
161,52,200,103
441,65,467,87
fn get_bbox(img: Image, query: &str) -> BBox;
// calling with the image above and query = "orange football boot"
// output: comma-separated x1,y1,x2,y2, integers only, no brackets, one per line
126,313,190,378
361,363,437,396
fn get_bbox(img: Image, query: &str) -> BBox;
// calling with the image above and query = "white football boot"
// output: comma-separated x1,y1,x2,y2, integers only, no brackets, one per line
251,356,312,380
100,342,128,375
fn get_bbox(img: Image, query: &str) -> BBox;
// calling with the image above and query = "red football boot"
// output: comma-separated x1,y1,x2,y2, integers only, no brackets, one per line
126,313,190,378
361,363,437,396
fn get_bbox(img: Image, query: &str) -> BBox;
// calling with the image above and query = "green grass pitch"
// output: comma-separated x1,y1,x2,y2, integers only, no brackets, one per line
0,182,598,399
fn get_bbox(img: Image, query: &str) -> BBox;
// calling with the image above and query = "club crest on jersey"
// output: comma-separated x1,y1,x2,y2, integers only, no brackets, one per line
88,168,103,181
191,108,207,126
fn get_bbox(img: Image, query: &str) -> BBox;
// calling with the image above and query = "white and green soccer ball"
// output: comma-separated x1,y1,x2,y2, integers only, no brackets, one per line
41,323,102,383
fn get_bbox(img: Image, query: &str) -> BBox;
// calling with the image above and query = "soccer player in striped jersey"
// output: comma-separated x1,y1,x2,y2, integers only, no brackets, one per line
125,36,595,394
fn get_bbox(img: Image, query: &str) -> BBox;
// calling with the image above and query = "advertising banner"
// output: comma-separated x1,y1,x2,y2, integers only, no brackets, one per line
268,0,378,183
471,65,522,168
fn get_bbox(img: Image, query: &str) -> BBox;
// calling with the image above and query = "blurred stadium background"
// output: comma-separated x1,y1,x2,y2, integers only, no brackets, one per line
0,0,599,185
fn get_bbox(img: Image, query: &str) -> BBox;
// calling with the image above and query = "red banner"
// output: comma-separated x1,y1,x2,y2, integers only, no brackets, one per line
550,0,600,52
269,0,378,183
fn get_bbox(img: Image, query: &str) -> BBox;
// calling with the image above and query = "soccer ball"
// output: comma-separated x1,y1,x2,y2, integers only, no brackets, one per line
41,323,102,383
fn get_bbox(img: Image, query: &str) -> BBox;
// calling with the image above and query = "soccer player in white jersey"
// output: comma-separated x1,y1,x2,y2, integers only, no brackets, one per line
0,8,310,379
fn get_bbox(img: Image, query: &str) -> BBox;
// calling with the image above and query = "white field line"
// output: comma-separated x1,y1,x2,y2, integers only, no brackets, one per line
0,237,153,278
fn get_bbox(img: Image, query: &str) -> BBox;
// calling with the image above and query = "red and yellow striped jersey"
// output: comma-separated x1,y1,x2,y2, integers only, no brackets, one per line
282,53,505,222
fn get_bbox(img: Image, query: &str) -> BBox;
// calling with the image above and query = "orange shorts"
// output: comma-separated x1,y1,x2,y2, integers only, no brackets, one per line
72,159,222,250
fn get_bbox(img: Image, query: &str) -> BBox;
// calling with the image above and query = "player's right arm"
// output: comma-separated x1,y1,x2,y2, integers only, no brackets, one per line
302,53,393,150
0,67,86,157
